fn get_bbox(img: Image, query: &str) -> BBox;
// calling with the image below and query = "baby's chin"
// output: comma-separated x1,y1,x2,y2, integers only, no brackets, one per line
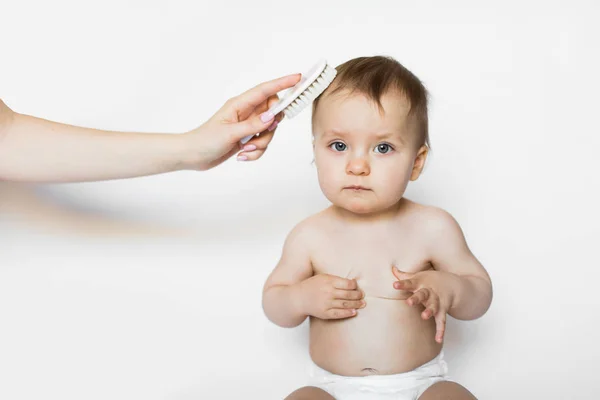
330,197,399,216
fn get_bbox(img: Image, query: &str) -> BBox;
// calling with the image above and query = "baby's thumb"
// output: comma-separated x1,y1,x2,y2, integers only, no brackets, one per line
392,266,412,280
230,111,276,142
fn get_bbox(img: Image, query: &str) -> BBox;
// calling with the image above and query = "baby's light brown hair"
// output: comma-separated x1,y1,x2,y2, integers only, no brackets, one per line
312,56,430,149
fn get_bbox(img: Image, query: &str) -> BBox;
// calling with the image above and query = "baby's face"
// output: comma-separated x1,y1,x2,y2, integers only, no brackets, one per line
312,91,426,215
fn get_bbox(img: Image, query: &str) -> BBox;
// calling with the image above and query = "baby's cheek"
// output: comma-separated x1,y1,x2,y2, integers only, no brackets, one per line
384,171,411,197
317,170,339,199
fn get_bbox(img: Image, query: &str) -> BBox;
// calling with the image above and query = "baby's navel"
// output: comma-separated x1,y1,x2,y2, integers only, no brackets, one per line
361,367,380,375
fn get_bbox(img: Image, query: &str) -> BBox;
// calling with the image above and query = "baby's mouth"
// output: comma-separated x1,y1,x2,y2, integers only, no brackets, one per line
344,185,371,191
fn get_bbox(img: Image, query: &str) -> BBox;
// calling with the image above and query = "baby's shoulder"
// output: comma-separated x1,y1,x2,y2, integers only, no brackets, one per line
284,210,329,245
402,200,462,237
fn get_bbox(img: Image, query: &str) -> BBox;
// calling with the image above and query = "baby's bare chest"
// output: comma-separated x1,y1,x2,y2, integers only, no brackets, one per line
310,229,432,298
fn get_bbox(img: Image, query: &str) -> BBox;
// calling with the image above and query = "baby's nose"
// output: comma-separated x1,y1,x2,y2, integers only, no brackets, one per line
346,157,370,176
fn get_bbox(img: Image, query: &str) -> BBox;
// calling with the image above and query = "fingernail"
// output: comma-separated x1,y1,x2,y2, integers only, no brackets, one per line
243,144,257,152
361,301,366,308
352,309,357,315
267,120,279,131
237,155,248,161
260,111,275,123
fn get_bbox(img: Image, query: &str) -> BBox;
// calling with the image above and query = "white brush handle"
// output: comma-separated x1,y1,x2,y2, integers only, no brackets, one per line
240,133,256,145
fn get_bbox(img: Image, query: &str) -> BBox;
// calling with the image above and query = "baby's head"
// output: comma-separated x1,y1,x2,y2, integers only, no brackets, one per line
311,56,429,215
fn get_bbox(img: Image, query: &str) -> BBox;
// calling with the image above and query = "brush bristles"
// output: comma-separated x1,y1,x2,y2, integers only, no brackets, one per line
283,64,337,118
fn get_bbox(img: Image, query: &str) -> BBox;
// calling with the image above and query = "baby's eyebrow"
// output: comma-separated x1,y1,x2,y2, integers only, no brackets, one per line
321,129,406,145
322,129,347,138
373,131,398,140
372,131,406,145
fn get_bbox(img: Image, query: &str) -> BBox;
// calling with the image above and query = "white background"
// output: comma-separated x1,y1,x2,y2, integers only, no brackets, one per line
1,1,599,399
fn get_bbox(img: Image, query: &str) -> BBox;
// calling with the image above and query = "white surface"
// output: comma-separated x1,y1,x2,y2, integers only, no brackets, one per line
1,1,599,399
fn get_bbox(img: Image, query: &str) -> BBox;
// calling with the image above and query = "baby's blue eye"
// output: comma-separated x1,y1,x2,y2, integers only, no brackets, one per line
375,143,392,154
330,142,347,152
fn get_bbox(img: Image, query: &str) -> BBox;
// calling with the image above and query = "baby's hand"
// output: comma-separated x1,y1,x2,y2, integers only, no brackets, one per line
392,266,460,344
295,274,366,320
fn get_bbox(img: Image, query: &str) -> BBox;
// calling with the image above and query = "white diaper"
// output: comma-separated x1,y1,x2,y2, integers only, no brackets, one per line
307,352,450,400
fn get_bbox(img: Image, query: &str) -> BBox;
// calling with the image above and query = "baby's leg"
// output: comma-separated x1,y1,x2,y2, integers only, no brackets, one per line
418,381,477,400
285,386,336,400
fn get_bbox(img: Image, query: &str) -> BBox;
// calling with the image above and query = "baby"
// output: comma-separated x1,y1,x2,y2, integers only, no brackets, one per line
262,56,493,400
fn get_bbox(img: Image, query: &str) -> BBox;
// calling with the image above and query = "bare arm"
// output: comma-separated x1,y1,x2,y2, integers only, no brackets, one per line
0,100,188,182
262,222,315,328
0,73,300,183
428,209,493,320
262,220,365,327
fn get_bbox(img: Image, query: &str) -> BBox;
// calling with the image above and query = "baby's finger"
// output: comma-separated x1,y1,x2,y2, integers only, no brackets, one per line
392,266,414,281
333,278,358,290
334,289,364,300
394,279,416,292
407,289,429,306
422,295,439,320
236,149,265,162
331,299,365,310
434,312,447,343
326,308,357,320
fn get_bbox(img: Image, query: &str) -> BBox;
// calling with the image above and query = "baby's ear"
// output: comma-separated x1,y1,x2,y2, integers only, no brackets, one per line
410,145,429,181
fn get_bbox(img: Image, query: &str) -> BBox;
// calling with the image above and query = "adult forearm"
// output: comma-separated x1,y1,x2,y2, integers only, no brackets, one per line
0,108,191,182
262,284,307,328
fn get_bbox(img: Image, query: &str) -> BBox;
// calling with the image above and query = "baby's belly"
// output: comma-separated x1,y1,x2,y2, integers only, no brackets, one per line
309,294,442,376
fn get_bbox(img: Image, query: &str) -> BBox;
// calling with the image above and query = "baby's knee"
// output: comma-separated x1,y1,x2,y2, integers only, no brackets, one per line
419,381,477,400
285,386,335,400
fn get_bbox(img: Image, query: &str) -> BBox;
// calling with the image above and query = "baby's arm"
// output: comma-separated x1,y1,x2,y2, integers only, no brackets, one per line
262,222,314,328
263,221,364,328
427,209,493,320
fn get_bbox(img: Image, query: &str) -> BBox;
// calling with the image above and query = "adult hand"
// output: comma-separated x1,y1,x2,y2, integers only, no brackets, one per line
182,73,301,170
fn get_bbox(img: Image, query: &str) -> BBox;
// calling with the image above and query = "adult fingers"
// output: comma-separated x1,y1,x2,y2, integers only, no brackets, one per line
232,73,301,111
229,113,276,143
236,149,265,162
239,125,276,152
